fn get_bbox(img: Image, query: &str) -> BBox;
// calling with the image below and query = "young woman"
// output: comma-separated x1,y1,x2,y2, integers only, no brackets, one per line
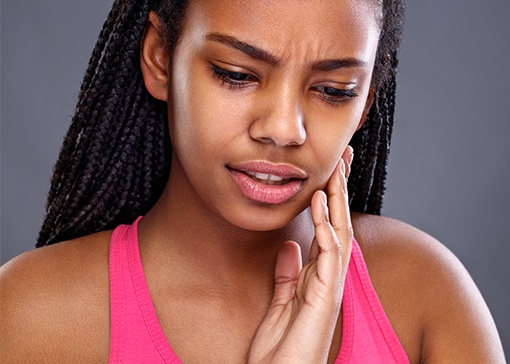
0,0,505,363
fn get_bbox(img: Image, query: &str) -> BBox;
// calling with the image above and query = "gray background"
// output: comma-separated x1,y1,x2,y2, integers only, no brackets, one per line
1,0,509,359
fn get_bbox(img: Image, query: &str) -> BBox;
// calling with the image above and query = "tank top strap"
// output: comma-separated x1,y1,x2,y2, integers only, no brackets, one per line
108,217,181,364
108,221,129,362
335,238,410,363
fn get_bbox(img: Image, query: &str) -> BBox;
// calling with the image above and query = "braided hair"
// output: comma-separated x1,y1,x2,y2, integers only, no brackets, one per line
37,0,406,247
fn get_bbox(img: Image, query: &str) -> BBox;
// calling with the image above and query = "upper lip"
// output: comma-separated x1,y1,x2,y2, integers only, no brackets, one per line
228,161,308,180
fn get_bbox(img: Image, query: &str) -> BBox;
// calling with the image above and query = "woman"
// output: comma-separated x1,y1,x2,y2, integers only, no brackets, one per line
0,0,505,363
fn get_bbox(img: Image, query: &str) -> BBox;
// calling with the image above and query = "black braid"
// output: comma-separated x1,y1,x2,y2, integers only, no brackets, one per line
37,0,406,247
37,0,176,246
348,0,406,214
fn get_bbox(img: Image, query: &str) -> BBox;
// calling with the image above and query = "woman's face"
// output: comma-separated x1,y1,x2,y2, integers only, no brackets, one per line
167,0,381,231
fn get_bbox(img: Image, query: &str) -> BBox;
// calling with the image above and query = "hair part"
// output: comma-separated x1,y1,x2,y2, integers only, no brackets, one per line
37,0,406,247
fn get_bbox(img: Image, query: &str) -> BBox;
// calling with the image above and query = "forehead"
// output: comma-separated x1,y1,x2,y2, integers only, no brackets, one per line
181,0,381,63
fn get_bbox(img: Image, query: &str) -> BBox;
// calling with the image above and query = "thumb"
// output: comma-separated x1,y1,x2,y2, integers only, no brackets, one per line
268,241,302,313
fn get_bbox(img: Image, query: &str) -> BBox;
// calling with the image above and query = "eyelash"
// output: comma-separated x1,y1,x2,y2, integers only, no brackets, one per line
312,86,358,105
209,65,256,90
208,64,358,105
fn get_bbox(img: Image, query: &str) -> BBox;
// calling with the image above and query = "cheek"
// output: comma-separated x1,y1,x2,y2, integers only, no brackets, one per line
169,71,249,167
307,102,367,174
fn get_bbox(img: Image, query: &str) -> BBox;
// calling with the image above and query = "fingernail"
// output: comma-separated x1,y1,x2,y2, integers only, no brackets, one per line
347,151,354,167
340,159,346,175
322,193,330,221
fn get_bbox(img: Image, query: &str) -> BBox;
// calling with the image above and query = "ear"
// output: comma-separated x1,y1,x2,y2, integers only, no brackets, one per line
140,11,169,101
356,87,375,131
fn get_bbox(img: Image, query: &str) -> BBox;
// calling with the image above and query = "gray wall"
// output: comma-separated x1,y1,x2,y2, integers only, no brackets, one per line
384,0,510,358
1,0,508,358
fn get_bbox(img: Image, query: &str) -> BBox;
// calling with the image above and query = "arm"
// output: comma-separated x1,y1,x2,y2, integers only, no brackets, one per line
356,215,506,363
0,236,110,363
417,237,505,363
0,252,67,363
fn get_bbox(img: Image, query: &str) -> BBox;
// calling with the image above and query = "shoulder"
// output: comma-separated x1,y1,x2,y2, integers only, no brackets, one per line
351,213,505,363
351,212,462,287
0,231,112,362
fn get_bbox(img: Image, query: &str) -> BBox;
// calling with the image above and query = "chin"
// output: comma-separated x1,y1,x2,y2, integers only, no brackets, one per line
223,202,308,232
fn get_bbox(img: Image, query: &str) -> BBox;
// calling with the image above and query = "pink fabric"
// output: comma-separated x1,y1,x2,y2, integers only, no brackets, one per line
334,238,410,364
108,217,409,363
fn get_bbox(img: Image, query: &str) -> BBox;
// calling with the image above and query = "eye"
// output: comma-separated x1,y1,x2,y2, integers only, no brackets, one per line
312,85,358,105
209,64,257,90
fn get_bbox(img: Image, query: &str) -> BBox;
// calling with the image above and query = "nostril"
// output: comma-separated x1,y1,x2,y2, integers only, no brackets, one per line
254,136,274,144
248,101,307,147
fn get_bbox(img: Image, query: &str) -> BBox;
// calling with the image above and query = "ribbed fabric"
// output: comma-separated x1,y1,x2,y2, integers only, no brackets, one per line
108,217,409,363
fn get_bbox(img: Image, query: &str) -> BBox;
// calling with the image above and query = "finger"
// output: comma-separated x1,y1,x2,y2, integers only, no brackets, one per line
309,235,320,263
308,190,328,262
308,191,322,261
327,160,353,245
310,190,342,287
269,241,302,312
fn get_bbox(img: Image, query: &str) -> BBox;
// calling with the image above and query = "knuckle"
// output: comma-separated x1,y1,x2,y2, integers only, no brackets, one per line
341,183,348,195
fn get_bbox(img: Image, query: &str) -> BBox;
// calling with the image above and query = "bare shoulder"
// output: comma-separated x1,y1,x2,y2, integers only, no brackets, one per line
351,212,465,283
0,231,112,363
351,213,505,364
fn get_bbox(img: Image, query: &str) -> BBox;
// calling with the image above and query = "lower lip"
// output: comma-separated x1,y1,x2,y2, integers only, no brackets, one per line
228,168,305,205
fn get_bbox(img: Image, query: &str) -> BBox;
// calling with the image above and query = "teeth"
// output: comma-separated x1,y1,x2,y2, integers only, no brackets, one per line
254,172,283,182
245,171,289,185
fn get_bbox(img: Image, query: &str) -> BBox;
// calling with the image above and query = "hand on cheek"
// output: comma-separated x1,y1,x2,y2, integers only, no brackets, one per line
248,157,353,364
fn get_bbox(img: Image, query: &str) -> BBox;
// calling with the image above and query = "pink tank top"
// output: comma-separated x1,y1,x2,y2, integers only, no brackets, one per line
108,217,410,363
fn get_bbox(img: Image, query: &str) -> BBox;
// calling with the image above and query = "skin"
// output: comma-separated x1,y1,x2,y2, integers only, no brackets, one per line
0,0,505,363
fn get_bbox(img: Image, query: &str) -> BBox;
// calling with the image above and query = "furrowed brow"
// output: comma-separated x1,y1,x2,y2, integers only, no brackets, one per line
311,58,368,72
206,33,280,66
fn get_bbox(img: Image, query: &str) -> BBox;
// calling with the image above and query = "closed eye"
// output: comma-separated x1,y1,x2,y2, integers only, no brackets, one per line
312,85,358,106
209,64,257,90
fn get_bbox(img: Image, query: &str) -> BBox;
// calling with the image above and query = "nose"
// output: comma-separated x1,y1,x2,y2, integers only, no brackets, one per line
248,85,307,147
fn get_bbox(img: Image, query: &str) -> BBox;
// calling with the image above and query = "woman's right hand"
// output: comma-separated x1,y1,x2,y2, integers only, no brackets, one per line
247,151,354,364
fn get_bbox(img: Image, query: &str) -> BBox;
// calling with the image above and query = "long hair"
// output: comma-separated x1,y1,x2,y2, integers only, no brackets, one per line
37,0,406,247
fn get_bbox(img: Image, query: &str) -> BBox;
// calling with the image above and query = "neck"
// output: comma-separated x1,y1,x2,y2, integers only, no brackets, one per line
138,162,315,298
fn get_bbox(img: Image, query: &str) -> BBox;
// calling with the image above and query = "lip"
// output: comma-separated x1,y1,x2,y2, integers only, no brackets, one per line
229,161,308,180
227,161,307,205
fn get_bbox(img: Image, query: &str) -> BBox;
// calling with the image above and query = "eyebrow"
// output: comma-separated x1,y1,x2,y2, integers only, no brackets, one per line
311,58,368,71
206,33,280,66
205,32,367,71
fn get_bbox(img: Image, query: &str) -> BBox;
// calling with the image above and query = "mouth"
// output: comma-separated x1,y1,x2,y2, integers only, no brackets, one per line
227,161,307,205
